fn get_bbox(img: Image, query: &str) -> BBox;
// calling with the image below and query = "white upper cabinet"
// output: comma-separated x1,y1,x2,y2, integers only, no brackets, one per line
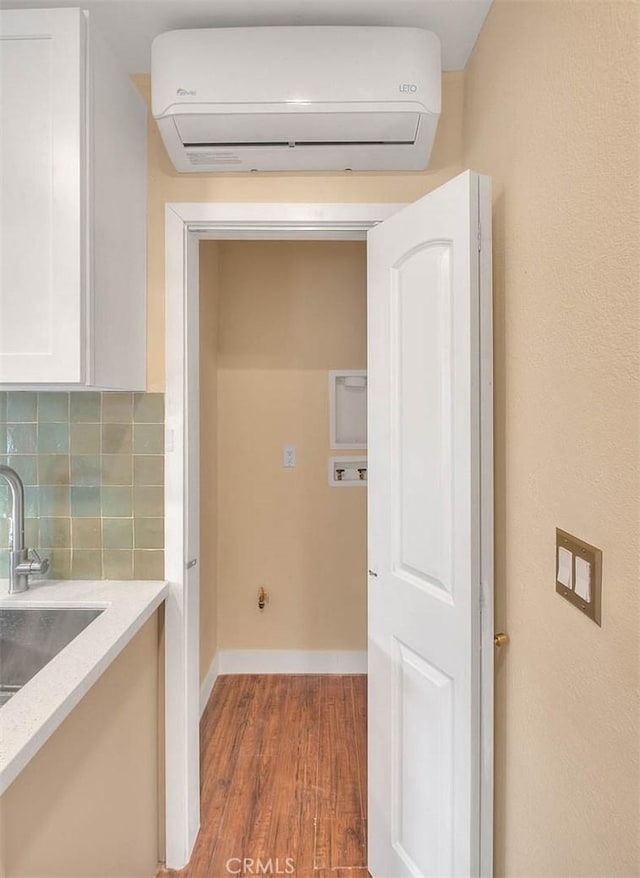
0,8,147,389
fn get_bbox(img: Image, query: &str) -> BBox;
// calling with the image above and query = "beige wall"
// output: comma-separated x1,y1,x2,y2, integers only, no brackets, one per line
131,70,465,391
199,242,220,680
463,2,640,875
214,240,367,650
0,614,160,878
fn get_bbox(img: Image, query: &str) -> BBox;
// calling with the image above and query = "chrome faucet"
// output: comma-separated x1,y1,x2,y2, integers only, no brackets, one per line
0,464,49,594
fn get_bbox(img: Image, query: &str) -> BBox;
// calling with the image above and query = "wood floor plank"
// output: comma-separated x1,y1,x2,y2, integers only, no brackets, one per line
232,676,292,858
314,813,367,870
198,675,256,808
351,675,368,819
202,676,283,874
316,676,362,822
200,675,254,786
265,676,321,874
165,674,368,878
186,676,260,877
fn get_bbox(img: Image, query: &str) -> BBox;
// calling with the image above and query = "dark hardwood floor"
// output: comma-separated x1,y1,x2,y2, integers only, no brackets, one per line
163,674,368,878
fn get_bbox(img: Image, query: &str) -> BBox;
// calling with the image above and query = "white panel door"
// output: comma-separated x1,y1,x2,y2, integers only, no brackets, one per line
0,9,85,383
367,170,493,878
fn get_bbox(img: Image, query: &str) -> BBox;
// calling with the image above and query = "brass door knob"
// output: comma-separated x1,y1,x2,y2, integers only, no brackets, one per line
494,632,508,648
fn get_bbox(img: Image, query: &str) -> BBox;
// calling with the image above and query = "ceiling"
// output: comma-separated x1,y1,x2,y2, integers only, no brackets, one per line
3,0,493,72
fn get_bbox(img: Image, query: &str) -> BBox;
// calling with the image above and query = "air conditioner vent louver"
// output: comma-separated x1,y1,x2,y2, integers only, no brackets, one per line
152,26,441,173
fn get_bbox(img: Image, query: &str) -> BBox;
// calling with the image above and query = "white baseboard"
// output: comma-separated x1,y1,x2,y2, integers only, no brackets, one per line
218,649,368,675
200,650,367,712
199,654,220,716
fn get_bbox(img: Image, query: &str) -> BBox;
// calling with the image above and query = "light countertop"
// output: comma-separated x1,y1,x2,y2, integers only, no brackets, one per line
0,578,168,796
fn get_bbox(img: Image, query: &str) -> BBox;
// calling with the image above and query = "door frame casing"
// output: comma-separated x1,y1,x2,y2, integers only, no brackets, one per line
163,200,493,873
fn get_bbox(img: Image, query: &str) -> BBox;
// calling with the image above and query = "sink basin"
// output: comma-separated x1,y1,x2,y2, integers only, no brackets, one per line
0,607,104,706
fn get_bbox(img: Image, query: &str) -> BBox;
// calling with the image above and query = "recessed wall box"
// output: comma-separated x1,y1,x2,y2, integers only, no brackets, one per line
329,370,367,449
151,26,441,173
329,456,367,487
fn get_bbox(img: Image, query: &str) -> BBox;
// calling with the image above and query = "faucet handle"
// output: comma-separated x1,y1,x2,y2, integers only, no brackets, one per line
31,549,50,574
15,549,50,577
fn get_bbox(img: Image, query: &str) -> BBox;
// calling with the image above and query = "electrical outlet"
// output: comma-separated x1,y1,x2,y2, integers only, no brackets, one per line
283,446,296,468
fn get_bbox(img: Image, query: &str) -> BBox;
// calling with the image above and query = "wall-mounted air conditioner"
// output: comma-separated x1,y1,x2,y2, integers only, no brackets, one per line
151,26,441,173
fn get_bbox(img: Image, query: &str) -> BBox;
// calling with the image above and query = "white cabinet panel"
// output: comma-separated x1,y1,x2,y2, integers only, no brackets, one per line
0,9,84,382
0,8,146,389
89,20,146,390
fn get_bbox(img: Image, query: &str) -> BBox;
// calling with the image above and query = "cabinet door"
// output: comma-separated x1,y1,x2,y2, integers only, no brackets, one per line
0,9,85,383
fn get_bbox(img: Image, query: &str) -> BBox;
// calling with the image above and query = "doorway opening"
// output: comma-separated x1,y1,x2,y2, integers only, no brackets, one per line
199,239,368,677
162,188,493,875
188,237,370,873
163,203,397,870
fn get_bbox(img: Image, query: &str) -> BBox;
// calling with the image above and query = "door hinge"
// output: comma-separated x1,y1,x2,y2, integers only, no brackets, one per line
477,224,482,252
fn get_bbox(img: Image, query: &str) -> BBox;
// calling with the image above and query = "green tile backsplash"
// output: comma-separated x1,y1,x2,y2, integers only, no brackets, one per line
0,391,164,581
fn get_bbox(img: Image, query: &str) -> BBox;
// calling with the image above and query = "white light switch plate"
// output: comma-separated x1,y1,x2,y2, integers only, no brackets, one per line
556,528,602,626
